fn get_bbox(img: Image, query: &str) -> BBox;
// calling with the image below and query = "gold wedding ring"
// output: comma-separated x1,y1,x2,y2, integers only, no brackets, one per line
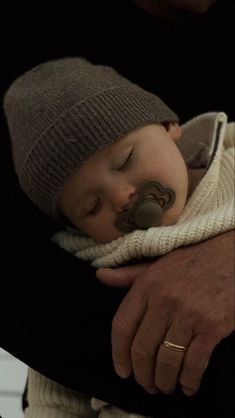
163,340,187,352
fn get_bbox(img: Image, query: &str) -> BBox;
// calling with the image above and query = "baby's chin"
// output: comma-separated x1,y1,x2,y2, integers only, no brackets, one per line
90,205,185,243
94,230,124,244
92,214,179,243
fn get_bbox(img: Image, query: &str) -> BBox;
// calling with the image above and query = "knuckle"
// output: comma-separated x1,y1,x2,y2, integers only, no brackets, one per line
155,363,178,394
158,358,179,374
179,362,203,389
207,327,227,343
157,293,176,311
180,364,201,384
112,314,130,337
200,316,217,330
183,358,205,375
131,344,152,362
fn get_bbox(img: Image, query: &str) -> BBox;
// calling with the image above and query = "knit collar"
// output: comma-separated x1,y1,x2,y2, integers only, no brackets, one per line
177,112,227,168
177,112,228,223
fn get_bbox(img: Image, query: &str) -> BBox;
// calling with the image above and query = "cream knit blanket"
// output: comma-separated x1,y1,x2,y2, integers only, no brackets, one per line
25,368,147,418
52,113,235,268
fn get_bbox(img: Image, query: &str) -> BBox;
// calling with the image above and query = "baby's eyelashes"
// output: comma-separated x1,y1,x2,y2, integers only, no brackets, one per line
87,197,102,216
117,148,134,171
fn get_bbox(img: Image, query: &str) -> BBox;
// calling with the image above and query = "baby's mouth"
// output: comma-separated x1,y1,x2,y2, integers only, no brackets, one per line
115,180,175,233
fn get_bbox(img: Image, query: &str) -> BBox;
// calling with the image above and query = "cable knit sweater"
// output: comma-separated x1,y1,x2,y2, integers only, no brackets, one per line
52,112,235,268
25,112,234,418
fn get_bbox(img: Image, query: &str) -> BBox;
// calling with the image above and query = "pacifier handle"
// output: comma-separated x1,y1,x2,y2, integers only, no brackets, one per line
134,200,164,229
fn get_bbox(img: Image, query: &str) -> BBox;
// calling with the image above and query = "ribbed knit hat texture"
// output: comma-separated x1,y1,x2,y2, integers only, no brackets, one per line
3,57,178,220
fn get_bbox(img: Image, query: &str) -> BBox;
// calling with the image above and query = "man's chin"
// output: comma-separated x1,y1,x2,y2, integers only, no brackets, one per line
134,0,219,20
167,0,218,13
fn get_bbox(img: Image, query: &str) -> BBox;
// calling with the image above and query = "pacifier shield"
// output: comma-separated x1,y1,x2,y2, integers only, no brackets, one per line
115,180,176,233
134,200,163,229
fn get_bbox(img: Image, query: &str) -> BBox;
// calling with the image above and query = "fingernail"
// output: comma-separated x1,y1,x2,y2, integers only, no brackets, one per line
183,388,195,396
115,365,129,378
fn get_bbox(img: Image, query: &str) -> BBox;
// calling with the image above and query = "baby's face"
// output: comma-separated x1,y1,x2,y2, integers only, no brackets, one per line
58,123,188,243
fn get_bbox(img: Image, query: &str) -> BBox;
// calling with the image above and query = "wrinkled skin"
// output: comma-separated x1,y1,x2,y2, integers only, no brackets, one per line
97,230,235,396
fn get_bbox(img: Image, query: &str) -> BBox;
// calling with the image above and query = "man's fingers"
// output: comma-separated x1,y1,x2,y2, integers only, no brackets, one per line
96,263,152,288
96,267,136,287
111,285,148,377
154,325,192,394
129,303,170,392
155,347,185,394
179,335,215,395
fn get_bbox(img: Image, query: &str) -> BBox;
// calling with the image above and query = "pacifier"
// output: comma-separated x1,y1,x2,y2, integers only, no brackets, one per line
115,180,175,233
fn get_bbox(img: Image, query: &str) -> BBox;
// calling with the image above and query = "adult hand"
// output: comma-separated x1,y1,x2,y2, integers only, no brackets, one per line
96,230,235,396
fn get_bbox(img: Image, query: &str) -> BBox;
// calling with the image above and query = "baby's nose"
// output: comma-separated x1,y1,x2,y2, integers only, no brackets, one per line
111,184,137,213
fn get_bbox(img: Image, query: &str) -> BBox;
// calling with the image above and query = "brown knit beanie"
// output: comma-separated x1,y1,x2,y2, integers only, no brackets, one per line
3,57,178,221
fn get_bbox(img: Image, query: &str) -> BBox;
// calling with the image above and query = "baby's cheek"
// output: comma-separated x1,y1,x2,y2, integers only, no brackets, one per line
90,217,124,243
162,201,184,226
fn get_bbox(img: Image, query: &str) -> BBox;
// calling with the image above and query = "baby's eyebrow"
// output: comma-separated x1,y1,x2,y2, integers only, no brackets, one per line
104,147,115,158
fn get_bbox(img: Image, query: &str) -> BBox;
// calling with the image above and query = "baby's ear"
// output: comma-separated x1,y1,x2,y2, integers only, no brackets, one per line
162,122,182,141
